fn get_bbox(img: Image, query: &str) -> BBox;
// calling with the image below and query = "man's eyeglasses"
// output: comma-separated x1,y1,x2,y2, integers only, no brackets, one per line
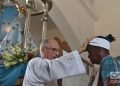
45,47,60,52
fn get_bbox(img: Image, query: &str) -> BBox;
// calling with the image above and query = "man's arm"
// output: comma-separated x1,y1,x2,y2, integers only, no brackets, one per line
48,36,95,81
47,50,86,80
78,36,96,53
25,51,86,83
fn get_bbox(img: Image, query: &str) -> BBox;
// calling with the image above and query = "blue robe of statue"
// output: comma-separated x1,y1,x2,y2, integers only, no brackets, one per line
0,2,36,85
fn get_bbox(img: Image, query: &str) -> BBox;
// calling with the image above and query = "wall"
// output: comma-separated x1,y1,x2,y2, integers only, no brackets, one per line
94,0,120,56
49,0,95,51
30,15,65,47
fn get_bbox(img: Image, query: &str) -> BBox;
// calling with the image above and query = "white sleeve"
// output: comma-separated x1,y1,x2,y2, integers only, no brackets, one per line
48,50,86,80
37,50,86,81
25,50,86,84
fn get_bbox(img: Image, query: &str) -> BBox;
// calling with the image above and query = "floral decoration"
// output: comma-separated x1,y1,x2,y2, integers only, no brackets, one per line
0,43,39,68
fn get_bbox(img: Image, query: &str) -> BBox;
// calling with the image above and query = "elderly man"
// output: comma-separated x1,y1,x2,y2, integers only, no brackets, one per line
23,38,91,86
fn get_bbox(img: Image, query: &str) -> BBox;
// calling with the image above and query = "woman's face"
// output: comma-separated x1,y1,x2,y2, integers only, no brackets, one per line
87,45,102,64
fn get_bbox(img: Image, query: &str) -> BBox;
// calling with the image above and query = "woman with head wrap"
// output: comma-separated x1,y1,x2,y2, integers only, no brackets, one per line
87,34,120,86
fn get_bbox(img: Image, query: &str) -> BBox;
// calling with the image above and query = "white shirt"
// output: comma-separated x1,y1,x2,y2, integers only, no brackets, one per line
23,50,86,86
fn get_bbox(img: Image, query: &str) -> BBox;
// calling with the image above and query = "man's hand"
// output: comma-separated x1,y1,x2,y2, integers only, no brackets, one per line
78,36,96,53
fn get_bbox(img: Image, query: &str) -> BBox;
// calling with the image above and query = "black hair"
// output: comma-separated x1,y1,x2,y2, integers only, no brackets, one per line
97,34,116,43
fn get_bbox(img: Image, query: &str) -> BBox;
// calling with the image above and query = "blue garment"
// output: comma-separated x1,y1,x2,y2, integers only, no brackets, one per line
0,5,26,43
0,4,36,51
99,56,120,86
0,63,27,86
0,5,18,40
88,56,120,86
0,2,35,85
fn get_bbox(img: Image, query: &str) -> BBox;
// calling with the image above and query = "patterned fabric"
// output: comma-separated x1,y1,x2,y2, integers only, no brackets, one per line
0,3,36,51
0,5,19,41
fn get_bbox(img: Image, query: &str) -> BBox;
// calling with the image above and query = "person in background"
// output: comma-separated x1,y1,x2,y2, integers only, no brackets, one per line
23,37,94,86
87,34,120,86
